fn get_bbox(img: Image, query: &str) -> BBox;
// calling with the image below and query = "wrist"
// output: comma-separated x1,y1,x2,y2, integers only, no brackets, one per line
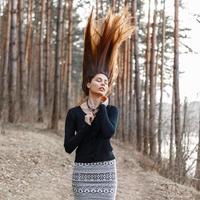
99,103,106,110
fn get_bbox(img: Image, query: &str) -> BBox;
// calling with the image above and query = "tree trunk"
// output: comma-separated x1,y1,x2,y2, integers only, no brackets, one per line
181,97,187,181
100,0,104,17
117,52,124,141
124,1,129,141
143,0,151,155
115,56,121,140
121,43,126,142
18,0,26,118
174,0,183,183
0,1,11,119
25,0,33,98
126,41,130,141
65,0,73,111
96,0,98,19
111,0,116,11
51,0,63,129
44,0,51,109
149,0,158,158
194,106,200,190
128,26,134,143
132,0,142,152
169,89,175,178
38,0,46,122
157,0,166,161
60,0,67,119
8,0,18,123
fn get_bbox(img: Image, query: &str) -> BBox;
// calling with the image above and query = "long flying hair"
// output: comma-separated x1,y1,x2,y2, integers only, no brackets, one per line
81,6,135,97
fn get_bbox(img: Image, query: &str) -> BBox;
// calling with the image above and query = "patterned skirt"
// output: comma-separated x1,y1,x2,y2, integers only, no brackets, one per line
72,159,117,200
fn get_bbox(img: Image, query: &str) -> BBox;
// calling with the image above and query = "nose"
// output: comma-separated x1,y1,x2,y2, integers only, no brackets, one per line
100,82,105,87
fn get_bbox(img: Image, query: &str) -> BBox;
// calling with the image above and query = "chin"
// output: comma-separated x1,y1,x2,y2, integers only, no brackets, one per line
98,91,106,96
93,90,105,96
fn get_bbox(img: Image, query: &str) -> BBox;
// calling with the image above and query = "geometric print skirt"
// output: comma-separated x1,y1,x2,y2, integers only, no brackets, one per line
72,159,117,200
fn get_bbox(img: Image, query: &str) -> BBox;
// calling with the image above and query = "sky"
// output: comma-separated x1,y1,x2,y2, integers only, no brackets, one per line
141,0,200,103
164,0,200,103
179,2,200,103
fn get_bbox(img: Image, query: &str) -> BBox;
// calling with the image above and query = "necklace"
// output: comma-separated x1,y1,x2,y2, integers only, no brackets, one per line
86,98,99,116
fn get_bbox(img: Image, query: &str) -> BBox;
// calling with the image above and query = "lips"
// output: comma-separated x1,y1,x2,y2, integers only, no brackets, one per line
99,87,105,91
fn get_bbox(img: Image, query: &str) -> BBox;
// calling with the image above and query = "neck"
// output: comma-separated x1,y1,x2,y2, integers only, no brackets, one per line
87,92,102,109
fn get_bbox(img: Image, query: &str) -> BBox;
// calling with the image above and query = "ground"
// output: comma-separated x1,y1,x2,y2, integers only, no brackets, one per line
1,123,200,200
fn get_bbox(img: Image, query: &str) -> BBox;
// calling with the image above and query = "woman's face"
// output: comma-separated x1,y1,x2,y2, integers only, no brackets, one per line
87,73,109,96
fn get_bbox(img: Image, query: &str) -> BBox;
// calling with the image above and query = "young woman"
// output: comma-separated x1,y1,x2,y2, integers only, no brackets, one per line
64,6,134,200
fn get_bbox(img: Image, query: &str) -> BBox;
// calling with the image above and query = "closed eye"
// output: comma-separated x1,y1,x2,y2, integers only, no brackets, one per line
96,77,108,85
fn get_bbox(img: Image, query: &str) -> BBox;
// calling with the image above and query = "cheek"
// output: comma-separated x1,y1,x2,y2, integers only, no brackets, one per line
90,82,99,90
92,81,100,88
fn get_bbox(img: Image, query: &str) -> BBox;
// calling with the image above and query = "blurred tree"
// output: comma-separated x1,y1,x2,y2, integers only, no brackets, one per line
173,0,183,183
18,0,26,118
132,0,142,151
8,0,18,122
143,0,151,156
51,0,63,129
0,1,11,119
38,0,46,122
157,0,166,162
195,106,200,190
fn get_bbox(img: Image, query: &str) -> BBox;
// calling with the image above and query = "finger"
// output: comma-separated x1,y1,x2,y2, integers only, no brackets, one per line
89,113,94,118
100,96,107,102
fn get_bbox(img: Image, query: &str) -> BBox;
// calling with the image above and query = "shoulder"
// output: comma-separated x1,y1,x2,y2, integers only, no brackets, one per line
107,105,119,115
68,106,79,112
108,104,118,110
108,105,118,109
66,106,79,119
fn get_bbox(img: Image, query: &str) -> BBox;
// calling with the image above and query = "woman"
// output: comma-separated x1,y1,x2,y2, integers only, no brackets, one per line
64,6,134,200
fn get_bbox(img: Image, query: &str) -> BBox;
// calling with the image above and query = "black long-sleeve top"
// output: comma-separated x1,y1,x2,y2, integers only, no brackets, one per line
63,103,119,163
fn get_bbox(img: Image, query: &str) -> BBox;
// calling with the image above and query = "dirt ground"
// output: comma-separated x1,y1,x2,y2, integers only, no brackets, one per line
1,122,200,200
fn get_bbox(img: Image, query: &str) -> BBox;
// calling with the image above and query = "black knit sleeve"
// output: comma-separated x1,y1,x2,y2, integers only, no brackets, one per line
98,104,119,139
64,109,91,154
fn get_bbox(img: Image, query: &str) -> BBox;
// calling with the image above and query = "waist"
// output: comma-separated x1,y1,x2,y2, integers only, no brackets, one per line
75,151,115,163
74,158,116,166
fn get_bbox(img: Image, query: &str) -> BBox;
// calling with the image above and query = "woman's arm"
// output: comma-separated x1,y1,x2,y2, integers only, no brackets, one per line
98,104,119,139
64,109,91,154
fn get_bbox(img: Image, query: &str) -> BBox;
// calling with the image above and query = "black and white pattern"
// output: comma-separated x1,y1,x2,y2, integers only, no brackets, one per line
72,159,117,200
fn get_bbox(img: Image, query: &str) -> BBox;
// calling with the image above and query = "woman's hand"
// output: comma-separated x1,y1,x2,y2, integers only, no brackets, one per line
100,96,109,106
85,112,95,125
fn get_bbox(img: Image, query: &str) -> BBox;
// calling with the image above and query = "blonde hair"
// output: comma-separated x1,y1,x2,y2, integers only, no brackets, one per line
77,94,88,106
81,6,134,96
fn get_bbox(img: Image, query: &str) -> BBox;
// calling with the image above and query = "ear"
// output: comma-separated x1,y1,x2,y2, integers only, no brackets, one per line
87,82,91,89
